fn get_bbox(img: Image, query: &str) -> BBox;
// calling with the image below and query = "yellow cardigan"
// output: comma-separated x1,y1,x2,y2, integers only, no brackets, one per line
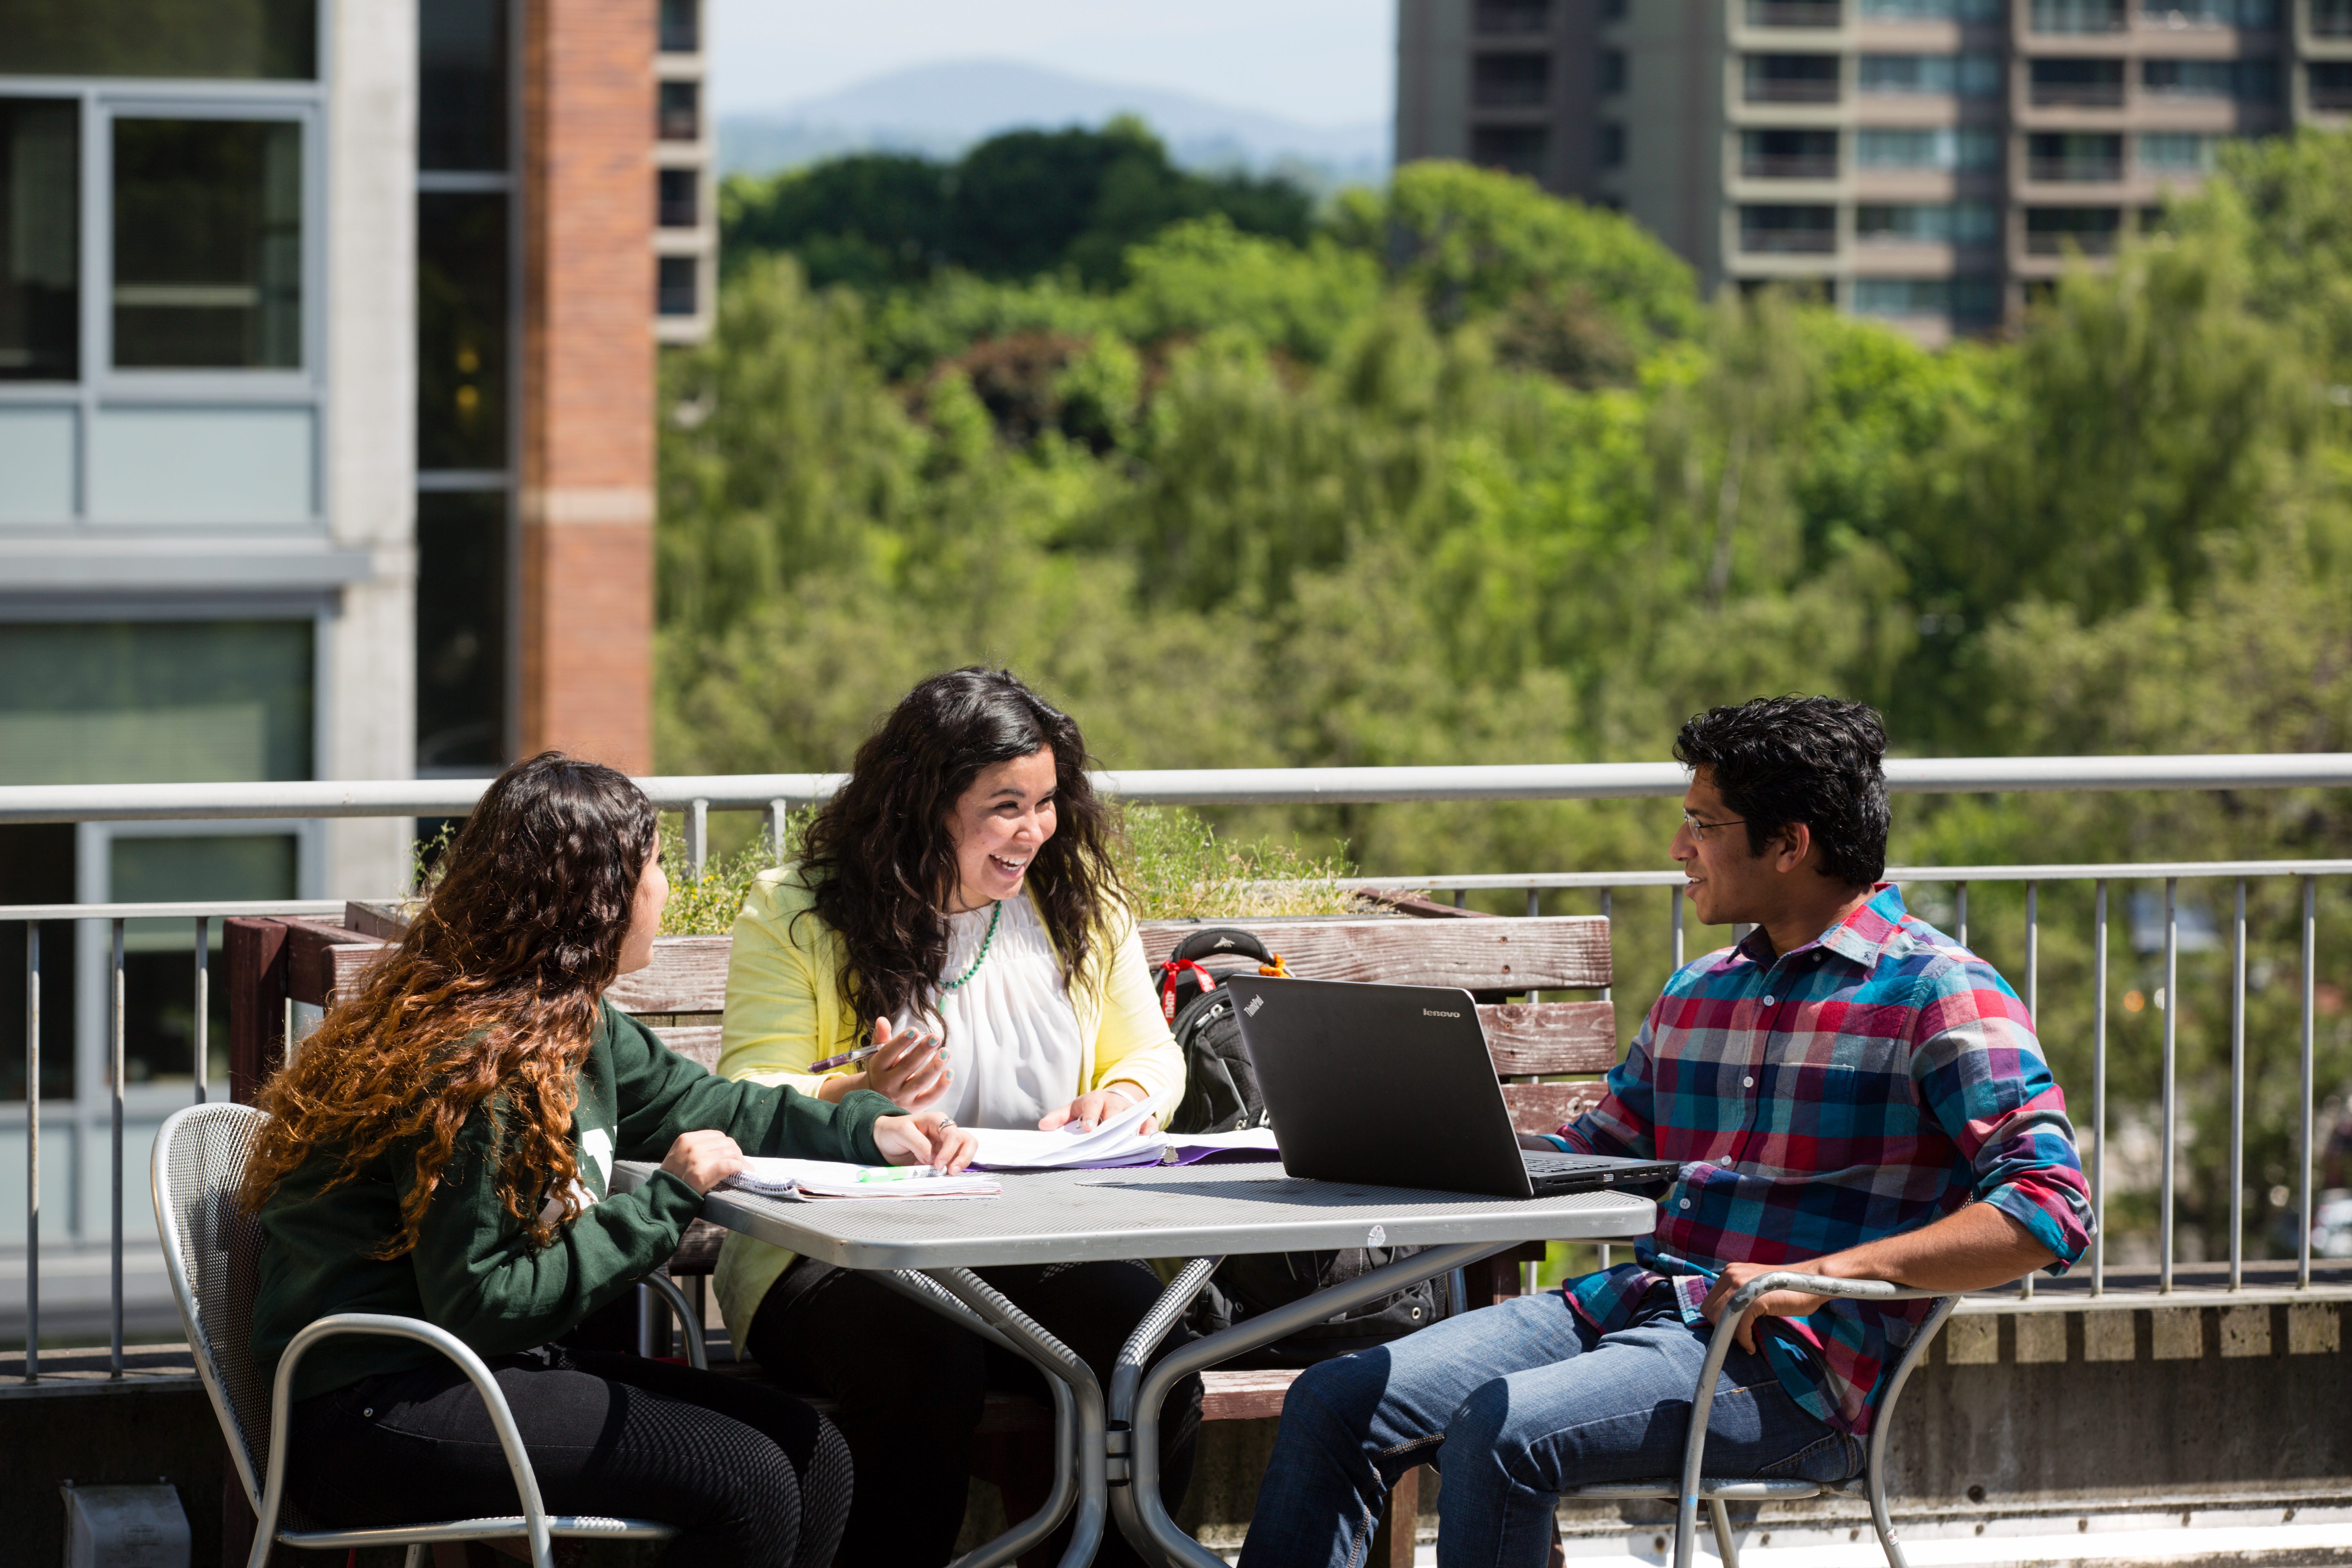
710,868,1185,1348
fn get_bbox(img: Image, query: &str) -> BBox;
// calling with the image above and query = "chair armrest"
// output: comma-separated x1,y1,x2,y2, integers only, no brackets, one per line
642,1273,708,1369
254,1313,556,1568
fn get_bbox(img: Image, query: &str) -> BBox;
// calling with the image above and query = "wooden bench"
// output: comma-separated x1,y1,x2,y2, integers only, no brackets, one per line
234,901,1623,1566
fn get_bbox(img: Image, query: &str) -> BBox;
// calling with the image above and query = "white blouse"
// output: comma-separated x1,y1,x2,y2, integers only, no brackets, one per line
909,892,1088,1130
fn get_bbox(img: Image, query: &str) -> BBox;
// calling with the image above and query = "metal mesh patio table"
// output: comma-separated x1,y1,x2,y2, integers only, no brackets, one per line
617,1159,1657,1568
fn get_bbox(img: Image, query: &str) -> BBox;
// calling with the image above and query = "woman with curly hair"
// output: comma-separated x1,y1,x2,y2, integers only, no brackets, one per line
715,667,1195,1568
243,752,972,1568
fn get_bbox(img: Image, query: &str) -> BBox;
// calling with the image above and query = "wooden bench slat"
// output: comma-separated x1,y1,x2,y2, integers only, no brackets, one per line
606,936,734,1014
1199,1369,1299,1421
1477,1001,1616,1075
1500,1081,1609,1135
1139,918,1609,992
653,1023,724,1070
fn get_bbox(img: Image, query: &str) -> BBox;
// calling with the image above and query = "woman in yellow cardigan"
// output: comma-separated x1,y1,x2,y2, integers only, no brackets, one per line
712,667,1196,1568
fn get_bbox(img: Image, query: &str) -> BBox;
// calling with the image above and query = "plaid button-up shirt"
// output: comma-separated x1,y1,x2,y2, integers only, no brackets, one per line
1555,883,2093,1434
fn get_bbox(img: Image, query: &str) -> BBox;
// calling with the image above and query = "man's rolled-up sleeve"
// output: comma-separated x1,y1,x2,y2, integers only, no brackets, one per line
1911,960,2095,1273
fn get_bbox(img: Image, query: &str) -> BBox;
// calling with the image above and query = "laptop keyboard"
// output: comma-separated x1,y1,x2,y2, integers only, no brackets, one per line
1522,1152,1632,1177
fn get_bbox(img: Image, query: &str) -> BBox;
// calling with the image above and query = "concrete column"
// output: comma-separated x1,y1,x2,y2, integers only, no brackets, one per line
519,0,657,774
323,0,419,898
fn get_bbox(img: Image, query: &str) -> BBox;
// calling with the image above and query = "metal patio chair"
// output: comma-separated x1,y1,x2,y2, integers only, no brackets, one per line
1564,1271,1960,1568
152,1102,706,1568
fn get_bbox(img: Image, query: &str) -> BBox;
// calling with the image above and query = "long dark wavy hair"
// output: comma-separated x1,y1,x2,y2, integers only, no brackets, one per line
239,753,659,1256
799,667,1124,1027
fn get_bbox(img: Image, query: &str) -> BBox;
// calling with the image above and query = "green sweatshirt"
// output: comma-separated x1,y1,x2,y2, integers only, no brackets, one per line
251,999,895,1403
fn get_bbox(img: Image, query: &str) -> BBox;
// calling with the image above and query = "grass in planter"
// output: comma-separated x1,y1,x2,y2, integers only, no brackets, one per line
1115,805,1359,921
416,804,1359,940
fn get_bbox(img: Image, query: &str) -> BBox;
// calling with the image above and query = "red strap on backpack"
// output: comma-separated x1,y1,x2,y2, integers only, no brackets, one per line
1160,959,1221,1022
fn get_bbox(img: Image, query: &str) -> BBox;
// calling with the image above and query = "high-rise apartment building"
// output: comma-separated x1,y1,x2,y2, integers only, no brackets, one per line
1398,0,2352,339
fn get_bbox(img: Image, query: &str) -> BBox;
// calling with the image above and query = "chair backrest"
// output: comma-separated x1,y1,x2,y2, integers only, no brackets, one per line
151,1101,276,1513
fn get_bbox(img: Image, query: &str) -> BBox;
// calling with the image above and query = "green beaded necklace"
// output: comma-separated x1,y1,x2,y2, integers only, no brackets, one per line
940,900,1002,993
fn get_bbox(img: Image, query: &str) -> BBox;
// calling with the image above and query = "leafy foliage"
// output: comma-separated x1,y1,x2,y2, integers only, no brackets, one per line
670,136,2352,1261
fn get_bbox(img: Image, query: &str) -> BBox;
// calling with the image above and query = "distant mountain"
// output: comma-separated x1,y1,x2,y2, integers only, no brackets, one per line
719,59,1390,189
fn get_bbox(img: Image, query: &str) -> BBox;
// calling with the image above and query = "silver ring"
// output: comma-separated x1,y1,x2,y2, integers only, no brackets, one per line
938,1119,956,1130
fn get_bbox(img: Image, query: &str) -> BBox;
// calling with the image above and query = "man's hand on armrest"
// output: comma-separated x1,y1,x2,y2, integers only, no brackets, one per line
1701,1203,2057,1352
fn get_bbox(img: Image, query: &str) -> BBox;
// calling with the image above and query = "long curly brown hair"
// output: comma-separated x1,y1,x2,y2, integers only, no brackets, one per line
238,752,659,1256
799,667,1124,1027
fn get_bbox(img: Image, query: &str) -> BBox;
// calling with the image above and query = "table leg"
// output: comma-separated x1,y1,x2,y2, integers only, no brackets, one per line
920,1266,1111,1568
869,1269,1082,1568
1111,1240,1512,1568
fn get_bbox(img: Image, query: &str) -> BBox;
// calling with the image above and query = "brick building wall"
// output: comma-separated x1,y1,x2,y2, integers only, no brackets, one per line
518,0,656,772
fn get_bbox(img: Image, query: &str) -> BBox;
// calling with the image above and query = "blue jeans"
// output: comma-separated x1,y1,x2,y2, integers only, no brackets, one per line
1234,1286,1862,1568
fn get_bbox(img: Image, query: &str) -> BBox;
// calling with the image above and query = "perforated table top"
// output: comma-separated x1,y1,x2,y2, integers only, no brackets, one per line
614,1159,1659,1270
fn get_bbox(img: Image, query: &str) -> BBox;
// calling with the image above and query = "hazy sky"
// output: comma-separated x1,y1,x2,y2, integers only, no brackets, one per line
708,0,1396,127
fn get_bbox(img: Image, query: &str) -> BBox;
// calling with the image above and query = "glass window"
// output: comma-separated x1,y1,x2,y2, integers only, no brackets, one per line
1469,125,1548,176
117,832,296,1087
112,117,302,370
1860,54,2002,95
1472,52,1552,108
659,80,700,142
1860,0,1999,15
1857,127,2001,169
1,0,315,80
1857,202,2000,243
657,253,698,317
2143,57,2278,98
658,166,699,228
0,98,78,382
1475,0,1554,32
2140,0,2276,22
418,191,508,470
1851,275,2000,318
416,490,509,771
659,0,701,53
420,0,509,174
0,619,314,785
0,826,75,1100
2139,131,2216,171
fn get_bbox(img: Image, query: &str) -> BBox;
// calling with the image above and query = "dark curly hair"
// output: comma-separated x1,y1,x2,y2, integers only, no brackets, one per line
239,752,659,1255
799,668,1124,1027
1673,696,1889,889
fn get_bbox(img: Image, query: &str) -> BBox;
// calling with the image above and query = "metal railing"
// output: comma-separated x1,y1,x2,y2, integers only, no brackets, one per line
10,754,2352,1381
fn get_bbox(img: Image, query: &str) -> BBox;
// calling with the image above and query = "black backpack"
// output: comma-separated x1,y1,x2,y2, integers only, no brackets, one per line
1156,927,1456,1363
1160,927,1285,1137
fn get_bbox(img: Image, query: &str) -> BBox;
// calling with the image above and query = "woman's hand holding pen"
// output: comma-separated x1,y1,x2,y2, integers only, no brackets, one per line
873,1111,979,1174
820,1018,950,1108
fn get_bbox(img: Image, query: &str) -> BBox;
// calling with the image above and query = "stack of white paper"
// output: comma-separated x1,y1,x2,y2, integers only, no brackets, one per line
722,1157,1003,1200
967,1102,1283,1170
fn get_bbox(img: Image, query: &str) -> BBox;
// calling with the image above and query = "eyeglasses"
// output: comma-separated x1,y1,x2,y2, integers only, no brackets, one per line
1680,809,1748,843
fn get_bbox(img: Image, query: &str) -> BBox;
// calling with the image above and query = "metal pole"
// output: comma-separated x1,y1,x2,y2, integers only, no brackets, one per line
686,797,709,881
2092,880,2107,1296
2230,878,2245,1290
111,916,125,1377
1955,881,1968,948
2023,880,2038,1300
193,915,209,1105
1525,885,1539,919
24,921,38,1382
2160,879,2178,1294
2301,876,2316,1289
1672,886,1684,969
767,797,790,863
1454,887,1467,910
1598,887,1613,1003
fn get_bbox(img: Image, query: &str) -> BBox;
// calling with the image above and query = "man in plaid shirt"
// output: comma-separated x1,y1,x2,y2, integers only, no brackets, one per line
1238,696,2093,1568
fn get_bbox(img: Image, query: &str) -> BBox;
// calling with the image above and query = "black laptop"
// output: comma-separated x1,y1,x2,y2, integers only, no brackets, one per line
1219,975,1682,1200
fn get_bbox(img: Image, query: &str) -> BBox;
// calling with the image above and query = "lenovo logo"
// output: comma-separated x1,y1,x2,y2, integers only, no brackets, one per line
1422,1008,1461,1019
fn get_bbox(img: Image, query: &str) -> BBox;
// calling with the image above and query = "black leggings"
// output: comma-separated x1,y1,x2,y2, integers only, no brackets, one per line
748,1260,1202,1568
286,1343,850,1568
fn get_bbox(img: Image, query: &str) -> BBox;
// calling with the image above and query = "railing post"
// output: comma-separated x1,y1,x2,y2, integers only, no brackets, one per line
1597,888,1612,1003
2022,880,2039,1300
110,916,125,1378
24,920,37,1383
1672,886,1684,970
2160,878,2178,1294
2092,879,2107,1297
1955,881,1968,948
193,914,209,1105
2301,876,2317,1290
768,797,791,863
2230,877,2246,1291
686,797,709,882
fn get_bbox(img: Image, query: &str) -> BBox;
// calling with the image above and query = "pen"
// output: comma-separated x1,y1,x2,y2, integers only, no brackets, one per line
808,1029,940,1074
